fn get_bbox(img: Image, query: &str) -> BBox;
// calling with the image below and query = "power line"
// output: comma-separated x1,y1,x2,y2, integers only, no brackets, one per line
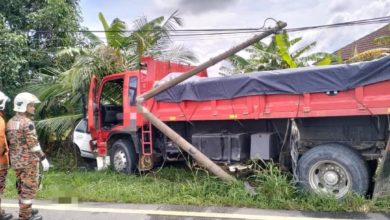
0,16,389,45
1,16,389,36
286,16,390,32
170,16,390,36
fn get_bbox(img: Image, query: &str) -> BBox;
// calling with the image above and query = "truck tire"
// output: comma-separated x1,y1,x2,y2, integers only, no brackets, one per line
297,143,369,199
110,139,138,174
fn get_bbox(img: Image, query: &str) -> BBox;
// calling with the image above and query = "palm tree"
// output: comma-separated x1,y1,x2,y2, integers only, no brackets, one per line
221,31,332,74
98,11,196,67
32,11,197,140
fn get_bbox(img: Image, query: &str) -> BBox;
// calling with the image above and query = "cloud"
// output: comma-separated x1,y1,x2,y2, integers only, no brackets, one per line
169,0,390,75
81,0,390,76
153,0,239,15
298,0,390,54
328,12,351,24
329,0,352,13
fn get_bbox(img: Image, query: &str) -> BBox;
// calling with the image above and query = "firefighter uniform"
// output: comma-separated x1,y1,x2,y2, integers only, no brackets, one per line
0,112,11,220
0,90,12,220
6,113,45,220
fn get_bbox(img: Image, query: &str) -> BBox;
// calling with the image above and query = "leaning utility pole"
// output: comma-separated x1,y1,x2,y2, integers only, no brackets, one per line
136,21,287,183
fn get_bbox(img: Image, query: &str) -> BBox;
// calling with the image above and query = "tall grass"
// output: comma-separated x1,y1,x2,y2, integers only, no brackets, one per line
3,163,389,212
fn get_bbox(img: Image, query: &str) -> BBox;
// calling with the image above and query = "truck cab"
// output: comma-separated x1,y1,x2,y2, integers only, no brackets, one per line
87,57,207,171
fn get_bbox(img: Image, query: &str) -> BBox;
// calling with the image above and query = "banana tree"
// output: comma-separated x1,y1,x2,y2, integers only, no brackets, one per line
222,31,333,74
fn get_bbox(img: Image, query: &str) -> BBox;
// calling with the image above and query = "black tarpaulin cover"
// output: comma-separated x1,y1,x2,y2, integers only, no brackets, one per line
155,56,390,102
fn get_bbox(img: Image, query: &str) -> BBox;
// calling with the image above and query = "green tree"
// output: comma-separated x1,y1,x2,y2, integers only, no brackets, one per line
97,11,196,67
0,0,81,94
0,0,46,30
33,11,197,140
0,19,28,113
222,31,332,74
0,17,28,90
0,0,82,164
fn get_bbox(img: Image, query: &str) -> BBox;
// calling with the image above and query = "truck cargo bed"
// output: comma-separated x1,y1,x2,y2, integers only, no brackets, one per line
150,57,390,121
156,56,390,102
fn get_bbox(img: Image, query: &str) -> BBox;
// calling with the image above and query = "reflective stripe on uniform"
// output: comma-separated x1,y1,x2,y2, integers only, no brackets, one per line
31,145,41,152
20,199,33,204
7,121,20,130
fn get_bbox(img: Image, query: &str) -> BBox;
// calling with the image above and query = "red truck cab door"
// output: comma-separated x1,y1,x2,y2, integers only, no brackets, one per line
88,75,99,138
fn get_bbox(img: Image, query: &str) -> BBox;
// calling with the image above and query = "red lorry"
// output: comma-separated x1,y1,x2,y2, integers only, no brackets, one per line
87,53,390,199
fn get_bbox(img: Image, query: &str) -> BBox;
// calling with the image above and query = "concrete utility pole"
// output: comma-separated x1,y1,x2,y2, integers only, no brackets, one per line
136,21,287,183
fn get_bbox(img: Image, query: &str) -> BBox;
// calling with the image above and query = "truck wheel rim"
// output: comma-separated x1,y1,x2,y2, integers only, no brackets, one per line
113,150,128,171
308,160,351,199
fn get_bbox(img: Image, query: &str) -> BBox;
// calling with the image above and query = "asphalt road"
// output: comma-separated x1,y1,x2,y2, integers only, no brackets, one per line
2,199,389,220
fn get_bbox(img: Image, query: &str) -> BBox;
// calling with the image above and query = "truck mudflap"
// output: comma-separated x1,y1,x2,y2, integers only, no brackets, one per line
373,136,390,198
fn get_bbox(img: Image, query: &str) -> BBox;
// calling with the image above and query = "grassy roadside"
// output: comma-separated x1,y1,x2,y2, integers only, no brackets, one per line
3,164,390,213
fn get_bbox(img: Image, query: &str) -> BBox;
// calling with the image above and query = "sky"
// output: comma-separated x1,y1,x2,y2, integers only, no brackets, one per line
80,0,390,75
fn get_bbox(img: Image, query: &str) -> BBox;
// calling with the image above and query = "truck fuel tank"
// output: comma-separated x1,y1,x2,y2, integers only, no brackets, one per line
191,133,250,163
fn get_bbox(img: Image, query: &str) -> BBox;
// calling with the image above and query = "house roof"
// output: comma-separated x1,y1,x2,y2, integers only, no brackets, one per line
333,24,390,60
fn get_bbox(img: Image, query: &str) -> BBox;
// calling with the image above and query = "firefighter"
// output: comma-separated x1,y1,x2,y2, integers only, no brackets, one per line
6,92,49,220
0,91,12,220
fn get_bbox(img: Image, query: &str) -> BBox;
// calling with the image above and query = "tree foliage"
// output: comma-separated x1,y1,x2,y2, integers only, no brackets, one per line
97,11,196,67
0,0,81,96
221,31,333,74
0,25,28,91
32,11,197,139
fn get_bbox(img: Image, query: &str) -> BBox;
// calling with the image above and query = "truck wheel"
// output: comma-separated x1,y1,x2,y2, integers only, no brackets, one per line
110,139,138,174
298,143,369,199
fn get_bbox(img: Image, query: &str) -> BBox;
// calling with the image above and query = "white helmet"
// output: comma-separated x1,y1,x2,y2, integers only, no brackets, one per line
13,92,41,112
0,91,10,111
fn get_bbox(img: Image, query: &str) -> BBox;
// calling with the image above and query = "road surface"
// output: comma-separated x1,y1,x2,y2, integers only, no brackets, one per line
2,199,389,220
